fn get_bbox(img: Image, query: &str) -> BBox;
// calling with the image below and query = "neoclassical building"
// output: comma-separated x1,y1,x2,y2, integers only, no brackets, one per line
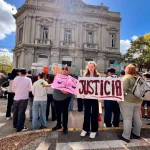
13,0,121,74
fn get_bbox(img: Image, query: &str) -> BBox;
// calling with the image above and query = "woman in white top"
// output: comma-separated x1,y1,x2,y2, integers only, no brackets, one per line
32,72,48,130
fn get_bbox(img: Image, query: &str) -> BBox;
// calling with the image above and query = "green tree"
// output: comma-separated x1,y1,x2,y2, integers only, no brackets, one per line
0,55,12,73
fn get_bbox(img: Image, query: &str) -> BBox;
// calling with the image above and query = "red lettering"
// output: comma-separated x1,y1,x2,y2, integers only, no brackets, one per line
79,80,85,94
104,80,110,95
115,80,122,96
93,80,99,95
112,80,115,96
88,80,94,94
100,80,103,96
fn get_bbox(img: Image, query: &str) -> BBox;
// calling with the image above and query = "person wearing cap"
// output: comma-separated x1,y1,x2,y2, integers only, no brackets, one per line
12,68,32,132
141,72,150,122
52,66,72,135
104,68,120,128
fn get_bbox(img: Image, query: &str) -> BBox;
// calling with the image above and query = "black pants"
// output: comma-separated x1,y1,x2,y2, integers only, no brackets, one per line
6,92,15,117
13,99,28,132
54,97,71,129
46,94,56,121
104,100,120,127
83,99,99,132
77,98,84,111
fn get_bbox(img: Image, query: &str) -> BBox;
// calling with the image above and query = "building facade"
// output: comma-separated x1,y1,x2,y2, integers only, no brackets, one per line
13,0,121,73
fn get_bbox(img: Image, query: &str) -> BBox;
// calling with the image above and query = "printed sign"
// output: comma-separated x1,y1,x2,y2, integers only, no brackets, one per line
31,63,43,69
113,63,122,74
52,74,78,95
77,77,124,101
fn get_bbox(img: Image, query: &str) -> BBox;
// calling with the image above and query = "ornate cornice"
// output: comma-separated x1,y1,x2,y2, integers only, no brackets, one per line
14,4,121,22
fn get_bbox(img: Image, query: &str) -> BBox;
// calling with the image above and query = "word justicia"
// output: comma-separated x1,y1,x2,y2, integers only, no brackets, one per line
78,79,122,96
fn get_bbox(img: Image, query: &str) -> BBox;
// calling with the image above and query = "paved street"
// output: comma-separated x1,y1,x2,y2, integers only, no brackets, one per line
0,98,150,150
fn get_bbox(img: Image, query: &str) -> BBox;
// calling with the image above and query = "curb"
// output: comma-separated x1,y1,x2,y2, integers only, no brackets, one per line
2,126,150,140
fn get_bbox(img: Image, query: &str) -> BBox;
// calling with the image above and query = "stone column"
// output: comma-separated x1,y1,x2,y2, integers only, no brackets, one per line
80,22,83,48
56,19,60,47
76,22,79,47
31,16,36,44
15,25,18,45
20,50,25,68
36,24,41,39
25,16,32,43
23,16,26,43
97,24,100,48
116,30,120,51
72,28,75,42
52,19,56,45
13,52,16,68
48,26,51,40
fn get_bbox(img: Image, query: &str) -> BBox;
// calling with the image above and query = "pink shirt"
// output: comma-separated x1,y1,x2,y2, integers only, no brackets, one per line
12,76,32,100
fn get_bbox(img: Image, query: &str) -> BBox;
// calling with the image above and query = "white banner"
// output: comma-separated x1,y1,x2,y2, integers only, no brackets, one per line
77,77,124,101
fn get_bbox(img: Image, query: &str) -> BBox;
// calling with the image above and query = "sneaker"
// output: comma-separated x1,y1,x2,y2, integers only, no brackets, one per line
80,130,87,137
89,132,97,139
21,127,28,132
142,116,147,120
52,125,62,131
146,123,150,126
6,117,11,120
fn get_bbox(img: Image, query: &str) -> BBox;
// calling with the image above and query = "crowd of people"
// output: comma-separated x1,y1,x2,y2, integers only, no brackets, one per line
1,62,150,142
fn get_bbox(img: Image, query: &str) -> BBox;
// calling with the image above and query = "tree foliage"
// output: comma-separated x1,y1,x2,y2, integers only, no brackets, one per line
0,55,12,74
120,33,150,71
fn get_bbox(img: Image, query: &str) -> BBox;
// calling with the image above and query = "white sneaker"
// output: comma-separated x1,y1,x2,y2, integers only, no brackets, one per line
6,117,11,120
21,127,28,132
89,132,97,139
80,130,87,137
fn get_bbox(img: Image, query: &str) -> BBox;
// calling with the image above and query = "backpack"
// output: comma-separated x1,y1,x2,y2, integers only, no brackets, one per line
131,77,150,100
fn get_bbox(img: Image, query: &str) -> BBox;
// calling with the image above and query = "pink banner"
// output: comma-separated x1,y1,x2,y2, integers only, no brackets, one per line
52,74,78,95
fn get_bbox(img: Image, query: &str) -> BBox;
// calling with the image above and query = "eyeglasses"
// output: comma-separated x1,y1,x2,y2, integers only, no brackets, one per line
62,68,68,71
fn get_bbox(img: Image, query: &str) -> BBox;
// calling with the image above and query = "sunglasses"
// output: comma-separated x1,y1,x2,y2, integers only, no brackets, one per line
62,68,68,71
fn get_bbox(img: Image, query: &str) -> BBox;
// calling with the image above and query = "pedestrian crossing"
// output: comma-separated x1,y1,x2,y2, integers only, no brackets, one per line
56,139,150,150
36,141,51,150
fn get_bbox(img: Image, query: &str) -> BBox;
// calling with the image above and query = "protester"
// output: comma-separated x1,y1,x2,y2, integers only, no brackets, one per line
80,61,99,139
12,68,32,132
77,98,84,112
141,73,150,120
32,72,48,130
6,69,19,120
119,64,142,142
120,70,125,78
52,66,72,135
46,74,56,121
104,68,120,128
68,94,75,111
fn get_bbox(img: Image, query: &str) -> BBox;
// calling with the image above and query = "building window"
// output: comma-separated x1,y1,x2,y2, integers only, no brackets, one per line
41,26,48,39
110,33,116,47
87,31,93,43
65,29,72,42
18,26,23,42
38,55,48,59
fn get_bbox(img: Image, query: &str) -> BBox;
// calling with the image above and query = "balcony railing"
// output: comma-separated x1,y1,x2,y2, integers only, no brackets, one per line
35,39,51,45
60,41,76,48
83,43,98,51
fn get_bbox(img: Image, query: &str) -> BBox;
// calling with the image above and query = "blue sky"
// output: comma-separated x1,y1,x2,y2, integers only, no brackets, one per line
0,0,150,55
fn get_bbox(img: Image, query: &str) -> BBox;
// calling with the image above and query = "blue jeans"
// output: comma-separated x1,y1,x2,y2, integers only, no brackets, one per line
68,95,74,111
29,97,33,120
32,101,47,130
